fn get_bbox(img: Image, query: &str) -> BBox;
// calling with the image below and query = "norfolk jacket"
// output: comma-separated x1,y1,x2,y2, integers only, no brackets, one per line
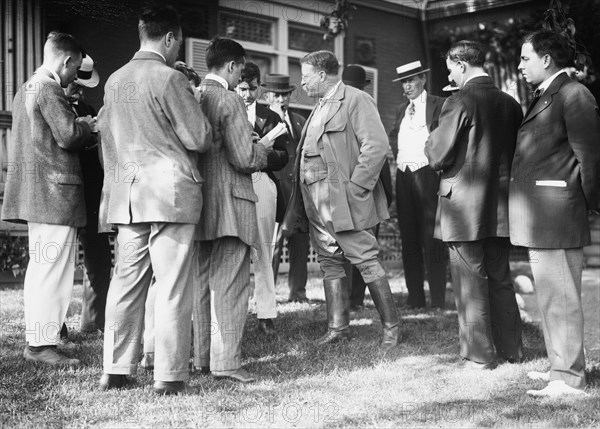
282,82,389,235
509,72,600,248
97,51,212,229
425,76,523,242
388,93,445,159
254,103,289,222
2,69,91,227
195,79,268,247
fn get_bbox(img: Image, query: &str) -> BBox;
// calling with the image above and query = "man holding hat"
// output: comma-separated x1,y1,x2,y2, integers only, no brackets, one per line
389,60,447,310
264,73,311,303
64,55,113,336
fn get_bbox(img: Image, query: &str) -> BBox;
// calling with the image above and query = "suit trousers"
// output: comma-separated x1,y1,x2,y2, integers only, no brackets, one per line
24,223,77,346
528,248,586,389
193,237,251,373
273,229,310,301
251,172,278,319
448,237,523,364
396,167,447,308
78,226,112,332
102,222,195,382
300,178,385,283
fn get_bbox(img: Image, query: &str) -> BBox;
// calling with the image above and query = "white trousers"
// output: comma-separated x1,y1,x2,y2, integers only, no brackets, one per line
24,222,77,346
251,172,278,319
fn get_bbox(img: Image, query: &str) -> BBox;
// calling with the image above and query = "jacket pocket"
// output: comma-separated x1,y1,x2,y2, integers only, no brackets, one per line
324,120,346,133
49,173,83,185
231,185,259,202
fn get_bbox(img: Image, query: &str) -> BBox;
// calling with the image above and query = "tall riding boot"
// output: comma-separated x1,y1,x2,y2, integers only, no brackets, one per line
315,278,350,345
367,276,400,350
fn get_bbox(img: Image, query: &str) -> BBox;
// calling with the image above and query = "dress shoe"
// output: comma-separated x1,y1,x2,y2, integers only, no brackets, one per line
194,366,210,375
153,380,196,395
288,296,309,303
23,346,80,366
527,380,587,398
213,368,256,383
459,357,497,370
257,319,276,335
57,337,79,351
139,352,154,370
99,374,137,390
315,330,350,345
527,370,550,381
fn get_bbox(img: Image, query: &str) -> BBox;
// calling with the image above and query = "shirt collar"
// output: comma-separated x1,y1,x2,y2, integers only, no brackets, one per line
41,66,62,85
537,69,567,95
410,90,427,106
319,80,342,106
138,49,166,63
205,73,229,90
464,72,489,85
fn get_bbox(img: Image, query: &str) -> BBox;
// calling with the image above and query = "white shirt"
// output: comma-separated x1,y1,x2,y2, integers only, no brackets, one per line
396,90,430,171
464,72,489,85
246,101,256,126
139,49,166,63
41,66,61,85
205,73,229,90
537,69,567,95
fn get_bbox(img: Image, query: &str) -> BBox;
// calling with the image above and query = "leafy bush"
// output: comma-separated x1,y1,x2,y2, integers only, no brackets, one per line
0,232,29,276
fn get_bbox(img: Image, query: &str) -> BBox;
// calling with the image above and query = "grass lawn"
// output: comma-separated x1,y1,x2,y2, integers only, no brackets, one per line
1,264,599,428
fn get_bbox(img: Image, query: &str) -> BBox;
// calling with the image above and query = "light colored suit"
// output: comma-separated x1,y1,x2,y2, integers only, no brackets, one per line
2,68,91,347
98,51,212,382
193,79,268,373
509,72,600,389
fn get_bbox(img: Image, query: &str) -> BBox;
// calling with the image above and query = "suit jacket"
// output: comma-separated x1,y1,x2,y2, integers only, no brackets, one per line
389,93,445,159
2,69,91,227
97,51,212,229
254,103,289,222
282,82,390,236
425,76,523,242
195,79,268,247
273,110,306,204
509,72,600,248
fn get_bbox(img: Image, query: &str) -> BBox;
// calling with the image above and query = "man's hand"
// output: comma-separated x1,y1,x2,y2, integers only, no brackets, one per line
258,135,274,150
76,115,97,133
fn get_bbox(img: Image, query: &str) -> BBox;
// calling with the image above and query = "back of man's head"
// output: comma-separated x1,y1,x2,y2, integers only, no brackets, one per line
44,31,84,61
205,37,246,71
447,40,486,67
300,50,339,75
524,30,572,69
138,5,181,42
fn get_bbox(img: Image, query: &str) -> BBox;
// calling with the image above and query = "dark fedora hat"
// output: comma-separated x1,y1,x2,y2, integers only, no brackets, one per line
393,60,430,82
261,73,296,93
342,64,370,88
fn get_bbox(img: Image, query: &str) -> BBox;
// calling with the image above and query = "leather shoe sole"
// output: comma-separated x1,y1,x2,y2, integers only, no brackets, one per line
153,380,197,395
459,358,497,370
99,374,137,390
213,368,256,383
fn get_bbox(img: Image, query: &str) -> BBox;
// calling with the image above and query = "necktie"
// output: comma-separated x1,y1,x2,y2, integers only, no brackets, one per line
282,107,294,139
407,101,415,119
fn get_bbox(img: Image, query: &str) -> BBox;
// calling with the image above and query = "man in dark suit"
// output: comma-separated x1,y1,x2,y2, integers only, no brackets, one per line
511,30,600,397
192,38,271,384
340,65,394,314
282,51,399,350
388,61,447,310
64,56,112,335
235,63,288,335
97,6,212,394
2,32,93,366
425,40,524,369
266,74,311,303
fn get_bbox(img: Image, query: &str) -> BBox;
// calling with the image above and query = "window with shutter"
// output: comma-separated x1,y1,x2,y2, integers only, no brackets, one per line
361,66,379,104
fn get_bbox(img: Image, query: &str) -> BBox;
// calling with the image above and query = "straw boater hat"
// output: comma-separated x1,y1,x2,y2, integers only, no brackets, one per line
392,60,430,82
342,64,371,88
75,55,100,88
261,73,296,93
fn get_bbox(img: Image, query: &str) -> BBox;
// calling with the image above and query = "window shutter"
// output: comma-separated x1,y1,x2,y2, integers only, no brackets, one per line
185,38,211,79
362,66,378,104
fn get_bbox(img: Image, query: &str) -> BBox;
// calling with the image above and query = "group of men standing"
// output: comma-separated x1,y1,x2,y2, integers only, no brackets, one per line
2,3,599,400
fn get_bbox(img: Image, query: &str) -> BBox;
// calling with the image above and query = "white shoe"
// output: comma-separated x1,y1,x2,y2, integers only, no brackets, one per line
527,370,550,381
527,380,587,398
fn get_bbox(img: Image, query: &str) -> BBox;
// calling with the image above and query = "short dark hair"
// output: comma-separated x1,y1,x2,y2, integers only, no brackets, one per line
300,50,339,75
523,30,572,68
138,5,181,42
241,62,261,85
205,37,246,70
446,40,486,67
174,61,201,87
46,31,85,58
